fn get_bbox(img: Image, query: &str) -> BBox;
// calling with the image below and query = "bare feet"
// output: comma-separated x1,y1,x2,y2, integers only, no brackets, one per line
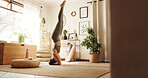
52,49,61,65
60,0,66,7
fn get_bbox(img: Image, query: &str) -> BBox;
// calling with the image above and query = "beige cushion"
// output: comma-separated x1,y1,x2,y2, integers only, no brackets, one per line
11,59,40,68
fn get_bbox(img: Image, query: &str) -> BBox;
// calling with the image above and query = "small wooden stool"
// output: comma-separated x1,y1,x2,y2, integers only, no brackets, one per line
11,59,40,68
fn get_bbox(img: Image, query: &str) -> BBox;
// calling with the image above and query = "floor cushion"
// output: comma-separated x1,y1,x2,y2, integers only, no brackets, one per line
11,59,40,68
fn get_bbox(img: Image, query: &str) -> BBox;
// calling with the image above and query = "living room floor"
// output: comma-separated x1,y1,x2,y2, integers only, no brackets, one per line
0,62,110,78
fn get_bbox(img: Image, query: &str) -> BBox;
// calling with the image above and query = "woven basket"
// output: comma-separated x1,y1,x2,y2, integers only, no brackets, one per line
11,59,40,68
90,53,100,63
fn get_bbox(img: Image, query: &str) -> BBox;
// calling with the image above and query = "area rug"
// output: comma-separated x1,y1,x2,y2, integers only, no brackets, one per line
0,62,110,78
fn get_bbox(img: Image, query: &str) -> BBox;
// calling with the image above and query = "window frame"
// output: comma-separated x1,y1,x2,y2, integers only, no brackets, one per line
0,0,24,14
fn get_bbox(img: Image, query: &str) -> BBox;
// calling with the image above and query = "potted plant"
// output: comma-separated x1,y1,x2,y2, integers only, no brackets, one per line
40,17,47,39
9,26,32,43
81,27,102,63
63,29,67,40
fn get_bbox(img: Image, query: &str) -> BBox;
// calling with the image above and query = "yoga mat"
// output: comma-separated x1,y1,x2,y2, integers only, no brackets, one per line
66,45,76,62
68,44,73,53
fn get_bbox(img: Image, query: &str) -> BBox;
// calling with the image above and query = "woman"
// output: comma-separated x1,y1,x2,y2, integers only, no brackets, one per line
49,0,66,65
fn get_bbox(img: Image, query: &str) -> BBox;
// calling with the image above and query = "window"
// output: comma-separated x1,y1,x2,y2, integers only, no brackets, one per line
0,0,40,47
0,0,23,13
0,0,23,41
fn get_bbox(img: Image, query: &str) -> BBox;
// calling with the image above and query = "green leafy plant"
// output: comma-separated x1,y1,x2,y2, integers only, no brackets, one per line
81,27,102,54
63,29,67,35
9,26,32,43
40,17,47,39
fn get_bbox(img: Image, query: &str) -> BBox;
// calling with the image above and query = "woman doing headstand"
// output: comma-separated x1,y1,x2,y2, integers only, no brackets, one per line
49,0,66,65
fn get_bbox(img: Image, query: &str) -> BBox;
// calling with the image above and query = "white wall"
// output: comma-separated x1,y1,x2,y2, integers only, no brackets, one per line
48,0,93,59
39,5,52,51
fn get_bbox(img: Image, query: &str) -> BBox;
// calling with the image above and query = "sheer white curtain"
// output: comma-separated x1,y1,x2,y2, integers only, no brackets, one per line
22,0,40,48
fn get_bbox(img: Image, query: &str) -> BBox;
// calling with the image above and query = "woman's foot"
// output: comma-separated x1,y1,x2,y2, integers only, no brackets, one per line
60,0,66,7
49,58,57,65
50,62,61,65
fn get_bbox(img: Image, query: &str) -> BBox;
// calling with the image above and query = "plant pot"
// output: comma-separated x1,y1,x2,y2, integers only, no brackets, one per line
63,35,67,40
90,53,99,63
18,34,25,43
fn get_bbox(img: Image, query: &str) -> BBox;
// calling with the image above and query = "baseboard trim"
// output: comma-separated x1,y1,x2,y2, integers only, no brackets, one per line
99,61,110,63
61,58,89,62
76,59,89,62
61,59,65,61
61,59,110,63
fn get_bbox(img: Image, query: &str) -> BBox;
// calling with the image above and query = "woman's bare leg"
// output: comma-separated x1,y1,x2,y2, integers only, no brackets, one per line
52,49,61,65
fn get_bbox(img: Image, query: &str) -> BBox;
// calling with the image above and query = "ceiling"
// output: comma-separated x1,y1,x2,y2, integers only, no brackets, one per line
34,0,63,6
34,0,89,7
16,0,90,7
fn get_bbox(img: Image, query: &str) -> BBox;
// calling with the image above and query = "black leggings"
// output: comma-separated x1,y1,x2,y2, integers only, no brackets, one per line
52,7,63,53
